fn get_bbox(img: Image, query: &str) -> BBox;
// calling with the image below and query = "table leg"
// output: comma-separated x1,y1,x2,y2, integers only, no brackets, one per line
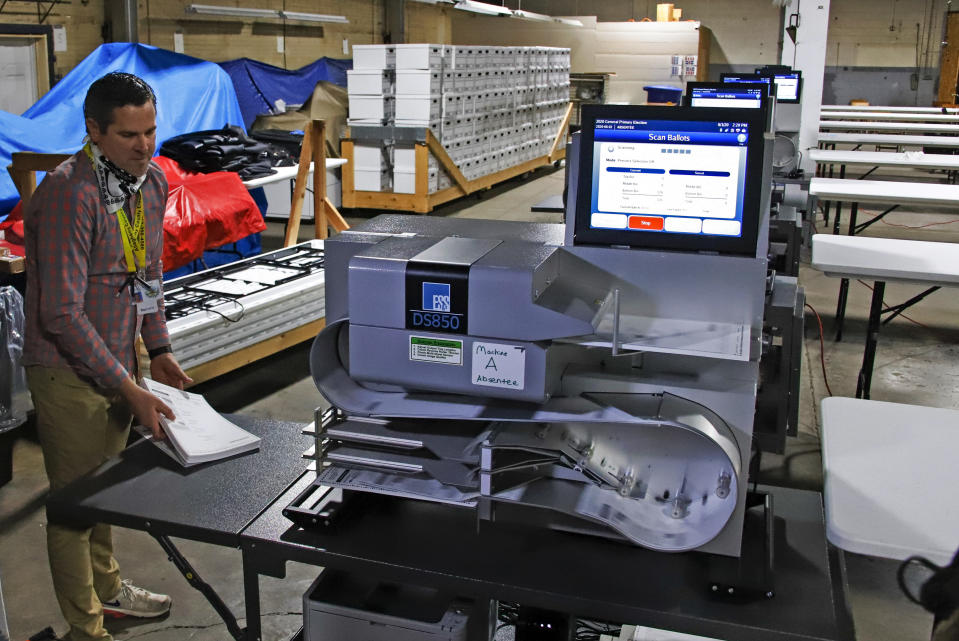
835,278,850,342
847,201,859,237
833,200,862,341
856,281,886,399
823,162,837,225
152,534,246,641
831,166,846,234
243,552,263,641
832,201,843,235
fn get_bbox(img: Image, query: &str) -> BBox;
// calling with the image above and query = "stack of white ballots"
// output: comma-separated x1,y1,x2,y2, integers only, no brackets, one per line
139,379,260,467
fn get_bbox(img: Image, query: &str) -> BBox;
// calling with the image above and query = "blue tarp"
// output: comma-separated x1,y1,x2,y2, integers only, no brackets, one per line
0,42,245,215
218,57,351,128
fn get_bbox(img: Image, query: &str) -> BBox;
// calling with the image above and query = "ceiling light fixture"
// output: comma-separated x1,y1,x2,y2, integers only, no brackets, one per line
186,3,279,18
280,10,349,23
554,17,584,27
455,0,513,17
185,4,348,23
512,9,552,22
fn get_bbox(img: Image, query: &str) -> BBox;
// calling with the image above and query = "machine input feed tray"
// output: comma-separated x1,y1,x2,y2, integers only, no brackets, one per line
563,314,750,361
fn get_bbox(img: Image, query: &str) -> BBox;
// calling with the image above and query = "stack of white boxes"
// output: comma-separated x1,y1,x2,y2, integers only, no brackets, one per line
347,45,395,192
347,44,570,195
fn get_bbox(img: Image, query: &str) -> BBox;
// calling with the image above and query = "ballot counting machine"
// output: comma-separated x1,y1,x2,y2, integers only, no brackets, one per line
291,102,802,562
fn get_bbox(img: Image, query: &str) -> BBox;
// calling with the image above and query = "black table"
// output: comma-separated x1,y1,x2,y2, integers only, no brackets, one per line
49,416,854,641
46,415,310,640
243,475,854,641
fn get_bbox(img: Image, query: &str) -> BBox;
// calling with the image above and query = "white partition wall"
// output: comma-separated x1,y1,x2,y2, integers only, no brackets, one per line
779,0,831,174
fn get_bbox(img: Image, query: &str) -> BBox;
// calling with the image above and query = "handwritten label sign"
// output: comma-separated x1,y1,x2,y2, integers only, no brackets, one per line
471,341,526,390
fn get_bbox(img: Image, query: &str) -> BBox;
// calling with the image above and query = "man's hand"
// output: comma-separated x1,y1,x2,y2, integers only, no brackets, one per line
150,351,193,390
119,378,175,439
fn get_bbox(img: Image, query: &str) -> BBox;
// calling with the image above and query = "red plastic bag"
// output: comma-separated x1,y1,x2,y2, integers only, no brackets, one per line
0,158,266,270
0,202,25,256
155,156,266,271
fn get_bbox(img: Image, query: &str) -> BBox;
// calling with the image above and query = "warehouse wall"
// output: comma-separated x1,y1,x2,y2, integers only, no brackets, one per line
0,0,438,85
0,2,105,80
0,0,950,106
467,0,947,105
141,0,382,69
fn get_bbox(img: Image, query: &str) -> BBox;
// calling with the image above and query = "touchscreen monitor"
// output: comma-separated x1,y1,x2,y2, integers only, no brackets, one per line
573,104,766,255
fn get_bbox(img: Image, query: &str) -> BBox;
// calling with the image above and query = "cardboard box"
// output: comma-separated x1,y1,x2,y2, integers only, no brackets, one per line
396,44,448,70
348,95,393,121
347,70,392,95
352,45,395,70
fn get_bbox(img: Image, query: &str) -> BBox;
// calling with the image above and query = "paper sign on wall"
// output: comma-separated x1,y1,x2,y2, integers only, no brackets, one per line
53,25,67,52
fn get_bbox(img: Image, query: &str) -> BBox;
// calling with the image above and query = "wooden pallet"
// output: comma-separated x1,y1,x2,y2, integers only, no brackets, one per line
341,102,573,214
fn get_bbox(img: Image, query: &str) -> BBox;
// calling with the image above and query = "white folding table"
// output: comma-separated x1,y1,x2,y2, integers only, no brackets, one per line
821,105,959,114
810,149,959,173
818,132,959,150
809,177,959,208
820,111,959,123
811,234,959,397
820,396,959,565
241,159,348,189
243,159,348,220
809,176,959,239
810,151,959,225
819,121,959,134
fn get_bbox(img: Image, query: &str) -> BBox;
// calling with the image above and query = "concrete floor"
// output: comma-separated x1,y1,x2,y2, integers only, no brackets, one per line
1,162,957,641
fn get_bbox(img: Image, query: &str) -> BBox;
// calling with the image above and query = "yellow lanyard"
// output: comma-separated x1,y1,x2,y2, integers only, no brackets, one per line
115,196,146,274
84,144,146,274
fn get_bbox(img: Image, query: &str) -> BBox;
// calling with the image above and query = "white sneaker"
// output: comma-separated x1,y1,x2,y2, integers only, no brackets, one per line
101,579,172,618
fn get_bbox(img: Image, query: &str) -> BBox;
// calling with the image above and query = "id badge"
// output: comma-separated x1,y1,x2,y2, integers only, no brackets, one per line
133,278,161,315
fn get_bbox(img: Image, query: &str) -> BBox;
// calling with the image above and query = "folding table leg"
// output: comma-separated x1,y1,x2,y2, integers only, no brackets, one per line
856,281,886,399
831,201,843,235
847,201,859,237
835,278,850,342
153,534,246,641
830,165,846,235
822,161,837,225
243,553,263,641
833,200,861,341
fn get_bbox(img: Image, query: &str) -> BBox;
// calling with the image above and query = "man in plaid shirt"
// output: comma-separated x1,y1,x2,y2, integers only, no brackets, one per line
23,72,192,640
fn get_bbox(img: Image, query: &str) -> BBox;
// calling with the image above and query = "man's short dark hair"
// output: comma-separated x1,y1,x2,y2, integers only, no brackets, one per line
83,72,157,133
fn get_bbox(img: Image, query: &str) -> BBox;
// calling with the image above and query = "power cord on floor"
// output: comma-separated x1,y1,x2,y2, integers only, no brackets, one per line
804,302,834,397
879,217,959,229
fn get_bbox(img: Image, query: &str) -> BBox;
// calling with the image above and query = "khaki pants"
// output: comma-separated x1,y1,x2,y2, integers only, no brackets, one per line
27,366,132,641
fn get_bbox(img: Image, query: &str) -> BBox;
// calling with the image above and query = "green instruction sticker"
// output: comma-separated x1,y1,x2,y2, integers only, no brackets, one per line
410,336,463,365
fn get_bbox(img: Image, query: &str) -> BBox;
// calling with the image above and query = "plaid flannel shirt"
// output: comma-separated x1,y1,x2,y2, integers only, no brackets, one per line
23,151,170,390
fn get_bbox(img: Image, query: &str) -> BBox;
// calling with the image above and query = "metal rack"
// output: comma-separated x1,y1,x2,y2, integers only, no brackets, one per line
164,245,325,321
155,242,327,384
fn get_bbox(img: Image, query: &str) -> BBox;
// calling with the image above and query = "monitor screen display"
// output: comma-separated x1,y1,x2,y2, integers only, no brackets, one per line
719,73,772,87
771,72,801,102
574,105,766,255
721,71,801,104
689,87,764,109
